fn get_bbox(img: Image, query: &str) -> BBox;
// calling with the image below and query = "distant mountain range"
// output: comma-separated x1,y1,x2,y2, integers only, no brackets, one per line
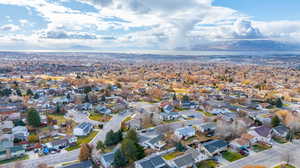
180,40,300,51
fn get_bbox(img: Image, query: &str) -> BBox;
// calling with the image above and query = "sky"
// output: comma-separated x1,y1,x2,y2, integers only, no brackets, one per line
0,0,300,51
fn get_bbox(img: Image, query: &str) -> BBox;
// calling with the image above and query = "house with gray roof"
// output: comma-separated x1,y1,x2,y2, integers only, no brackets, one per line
201,140,228,157
73,122,93,136
60,160,93,168
272,125,289,138
99,151,115,168
174,126,196,140
135,154,170,168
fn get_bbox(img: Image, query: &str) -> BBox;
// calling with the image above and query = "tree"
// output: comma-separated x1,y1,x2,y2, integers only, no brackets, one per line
84,94,89,103
121,139,144,161
26,108,41,127
79,144,92,161
16,88,22,96
271,115,280,127
26,89,33,96
33,93,40,99
175,142,185,152
84,86,92,94
126,129,138,143
96,141,105,152
113,149,128,168
28,134,39,143
275,98,283,108
105,130,122,146
55,103,61,114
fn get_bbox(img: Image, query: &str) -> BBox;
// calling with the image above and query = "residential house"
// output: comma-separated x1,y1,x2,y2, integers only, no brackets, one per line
174,127,196,140
248,125,272,144
0,120,14,133
60,160,93,168
142,135,166,151
170,149,207,168
99,151,115,168
272,125,289,138
160,112,180,121
135,154,170,168
73,122,93,136
0,146,25,161
50,139,69,150
196,122,217,134
12,126,29,141
200,140,228,157
95,105,112,115
230,138,250,150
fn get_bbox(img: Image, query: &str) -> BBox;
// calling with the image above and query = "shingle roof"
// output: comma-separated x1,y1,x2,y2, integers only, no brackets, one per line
254,125,271,137
203,140,228,154
61,160,93,168
173,153,195,167
138,155,169,168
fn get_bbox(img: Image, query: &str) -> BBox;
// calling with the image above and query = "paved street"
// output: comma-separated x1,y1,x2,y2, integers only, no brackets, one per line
221,141,300,168
1,112,131,168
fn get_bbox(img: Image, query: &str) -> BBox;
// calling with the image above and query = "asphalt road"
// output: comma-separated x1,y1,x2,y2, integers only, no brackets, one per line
221,141,300,168
1,112,131,168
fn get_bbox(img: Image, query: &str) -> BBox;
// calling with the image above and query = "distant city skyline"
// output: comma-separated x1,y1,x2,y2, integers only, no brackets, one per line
0,0,300,51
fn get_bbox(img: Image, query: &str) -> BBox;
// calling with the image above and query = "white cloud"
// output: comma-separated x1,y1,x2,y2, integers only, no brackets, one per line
0,24,20,32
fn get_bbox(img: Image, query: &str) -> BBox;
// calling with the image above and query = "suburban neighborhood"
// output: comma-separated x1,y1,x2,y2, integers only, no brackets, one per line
0,53,300,168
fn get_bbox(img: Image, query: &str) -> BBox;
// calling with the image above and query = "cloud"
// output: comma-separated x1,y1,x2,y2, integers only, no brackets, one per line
39,30,97,39
79,0,113,7
233,20,262,39
0,24,20,32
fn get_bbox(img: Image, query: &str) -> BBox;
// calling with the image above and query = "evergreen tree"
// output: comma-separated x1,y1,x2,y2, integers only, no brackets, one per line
113,149,128,168
26,108,41,127
126,129,138,143
271,115,280,127
26,89,33,96
96,141,105,152
176,142,186,152
275,98,283,108
16,88,22,96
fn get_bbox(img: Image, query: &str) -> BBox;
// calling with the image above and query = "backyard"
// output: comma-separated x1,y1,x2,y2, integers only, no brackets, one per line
273,164,296,168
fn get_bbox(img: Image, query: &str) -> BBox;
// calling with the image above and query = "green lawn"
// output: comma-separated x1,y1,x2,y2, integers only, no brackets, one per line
196,160,218,168
252,143,272,152
162,151,184,160
273,164,296,168
273,137,287,144
197,110,214,117
89,113,111,122
0,154,29,165
65,131,98,151
222,151,244,162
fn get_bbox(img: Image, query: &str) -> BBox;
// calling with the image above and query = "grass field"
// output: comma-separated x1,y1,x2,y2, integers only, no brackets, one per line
273,164,296,168
89,113,112,122
222,151,244,162
163,151,184,160
252,143,272,152
65,131,98,151
196,160,218,168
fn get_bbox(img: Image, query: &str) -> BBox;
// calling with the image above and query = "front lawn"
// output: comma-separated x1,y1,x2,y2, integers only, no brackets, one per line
252,143,271,152
273,164,296,168
163,151,184,160
273,137,287,144
222,151,244,162
0,154,29,165
89,113,112,122
65,131,98,151
196,160,218,168
197,110,214,117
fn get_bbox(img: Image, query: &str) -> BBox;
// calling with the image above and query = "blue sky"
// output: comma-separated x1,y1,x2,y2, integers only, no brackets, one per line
0,0,300,50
